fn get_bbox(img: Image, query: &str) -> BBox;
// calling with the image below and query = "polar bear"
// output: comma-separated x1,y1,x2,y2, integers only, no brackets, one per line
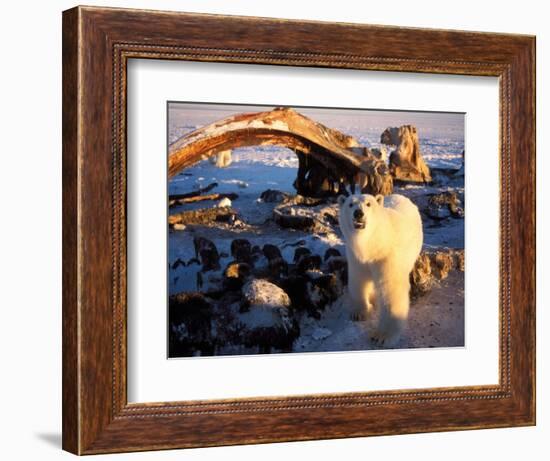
338,193,423,345
209,149,232,168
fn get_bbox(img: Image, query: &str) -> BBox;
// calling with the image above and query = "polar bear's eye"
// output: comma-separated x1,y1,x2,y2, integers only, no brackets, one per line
366,202,371,207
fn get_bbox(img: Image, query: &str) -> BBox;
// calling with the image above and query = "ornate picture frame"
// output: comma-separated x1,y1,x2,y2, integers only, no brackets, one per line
62,6,535,454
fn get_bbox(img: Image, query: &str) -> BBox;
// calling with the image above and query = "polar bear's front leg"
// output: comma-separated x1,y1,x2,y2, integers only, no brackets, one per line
348,272,375,321
371,276,410,346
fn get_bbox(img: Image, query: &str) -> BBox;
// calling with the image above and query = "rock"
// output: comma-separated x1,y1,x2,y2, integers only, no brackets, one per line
324,248,341,261
238,280,298,353
273,206,317,232
432,252,454,279
327,256,348,286
426,191,464,220
410,249,465,298
242,279,291,310
193,236,220,271
260,189,291,203
297,254,322,273
224,261,252,290
231,238,252,263
239,307,300,353
217,197,232,208
293,247,311,263
410,253,433,298
172,223,186,231
380,125,431,182
268,258,289,279
262,244,283,261
307,273,342,308
169,292,215,356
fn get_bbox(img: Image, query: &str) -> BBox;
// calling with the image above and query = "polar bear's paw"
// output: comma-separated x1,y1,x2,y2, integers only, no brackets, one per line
369,330,399,347
369,318,404,347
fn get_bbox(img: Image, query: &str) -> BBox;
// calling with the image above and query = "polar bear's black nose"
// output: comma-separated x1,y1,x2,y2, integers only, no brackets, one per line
354,209,364,219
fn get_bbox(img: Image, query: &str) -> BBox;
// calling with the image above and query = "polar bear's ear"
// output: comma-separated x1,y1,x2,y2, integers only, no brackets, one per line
337,195,346,207
375,194,384,206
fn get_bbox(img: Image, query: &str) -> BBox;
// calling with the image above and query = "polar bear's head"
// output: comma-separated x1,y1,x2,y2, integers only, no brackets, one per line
338,194,384,237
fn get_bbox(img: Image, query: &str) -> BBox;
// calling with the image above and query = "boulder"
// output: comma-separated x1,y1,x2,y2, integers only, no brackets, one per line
410,249,465,298
426,191,464,219
296,254,322,274
260,189,291,203
239,279,298,353
242,279,291,310
193,236,220,271
231,238,252,263
293,247,312,263
224,261,252,290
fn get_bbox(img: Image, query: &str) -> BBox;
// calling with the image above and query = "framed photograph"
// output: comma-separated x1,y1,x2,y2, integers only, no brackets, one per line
62,6,535,455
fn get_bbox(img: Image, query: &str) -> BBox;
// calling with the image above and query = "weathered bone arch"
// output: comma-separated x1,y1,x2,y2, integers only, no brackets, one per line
168,107,393,197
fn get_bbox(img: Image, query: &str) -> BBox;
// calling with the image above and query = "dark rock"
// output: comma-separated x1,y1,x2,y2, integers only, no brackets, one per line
278,275,310,312
307,273,342,308
296,254,322,273
238,279,298,353
240,316,300,353
262,244,283,261
224,261,252,290
324,248,341,261
260,189,291,203
168,292,215,357
293,247,311,263
268,258,289,279
231,238,252,263
193,236,220,271
327,256,348,286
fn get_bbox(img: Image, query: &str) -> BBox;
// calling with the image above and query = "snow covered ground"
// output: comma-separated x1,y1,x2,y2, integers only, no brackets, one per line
167,104,465,354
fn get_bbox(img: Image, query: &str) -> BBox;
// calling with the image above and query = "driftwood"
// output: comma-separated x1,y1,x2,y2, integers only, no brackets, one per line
169,192,239,207
168,207,236,226
169,108,393,197
381,125,432,183
168,182,218,201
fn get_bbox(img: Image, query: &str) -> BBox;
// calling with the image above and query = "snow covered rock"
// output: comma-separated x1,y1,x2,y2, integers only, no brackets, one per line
217,197,232,208
242,279,291,309
239,279,298,353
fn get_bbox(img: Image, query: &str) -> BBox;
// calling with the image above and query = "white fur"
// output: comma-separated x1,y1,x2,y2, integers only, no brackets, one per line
209,149,232,168
338,193,423,345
